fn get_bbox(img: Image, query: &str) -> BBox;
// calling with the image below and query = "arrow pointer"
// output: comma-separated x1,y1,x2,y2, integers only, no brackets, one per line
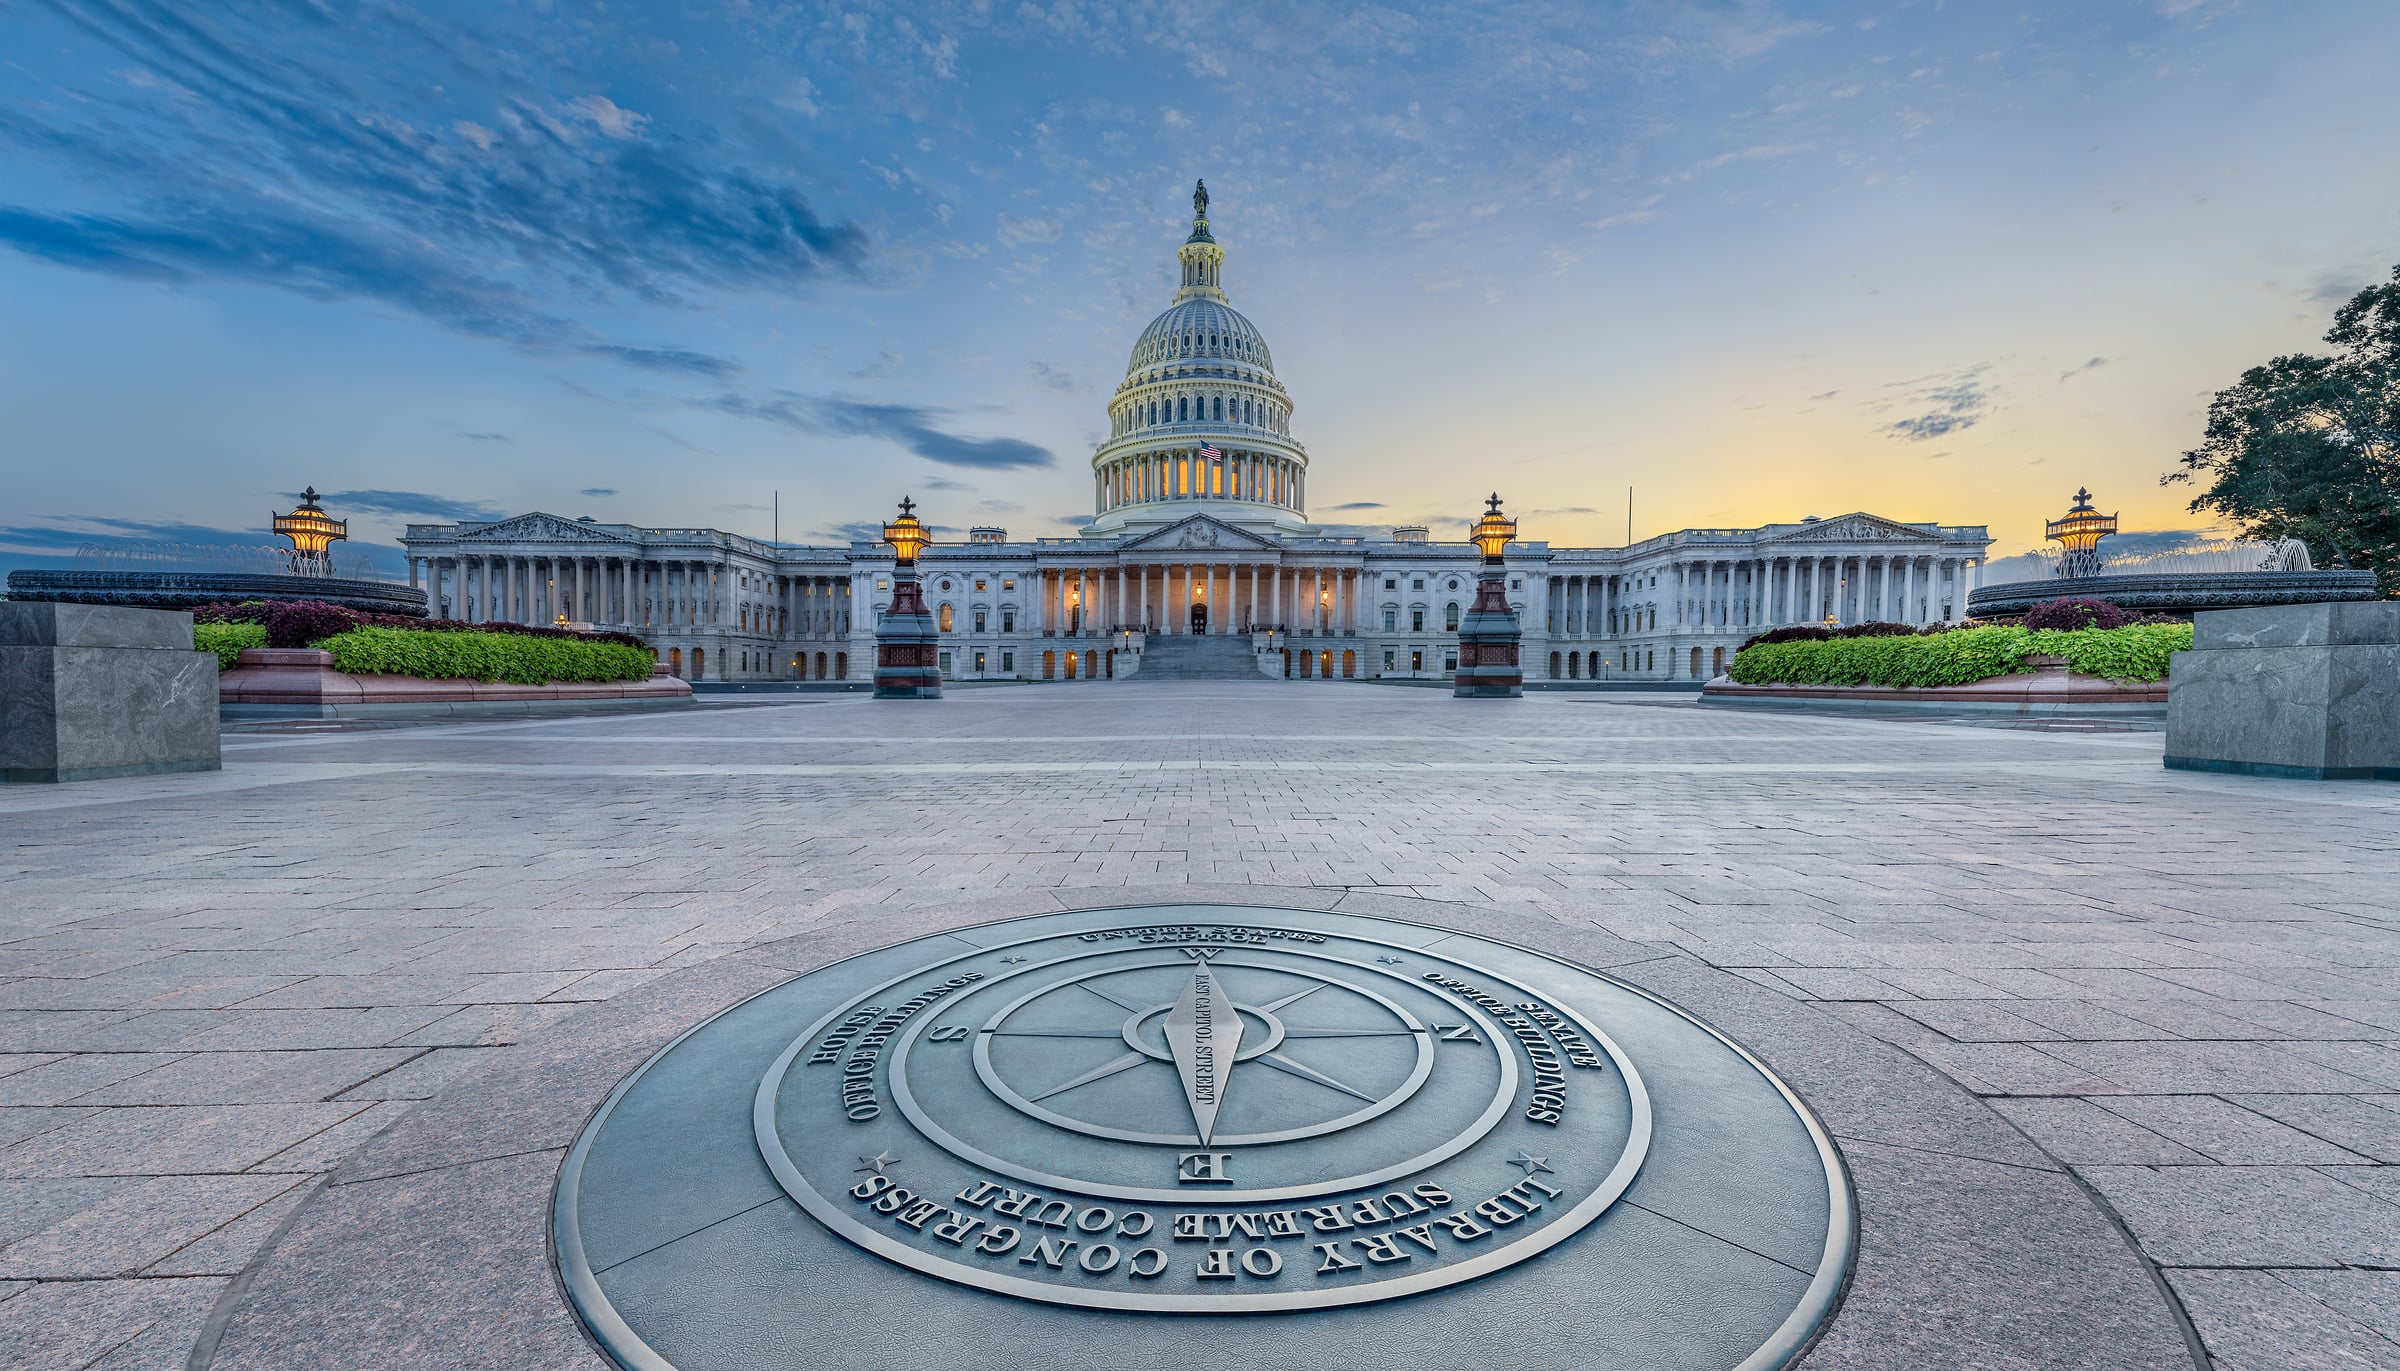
1162,956,1245,1145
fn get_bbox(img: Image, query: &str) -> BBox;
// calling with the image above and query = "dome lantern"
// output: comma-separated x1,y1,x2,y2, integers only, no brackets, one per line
1175,179,1227,304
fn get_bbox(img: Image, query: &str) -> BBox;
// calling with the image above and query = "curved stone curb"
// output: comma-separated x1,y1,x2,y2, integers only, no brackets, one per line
195,885,2201,1371
1700,668,2167,719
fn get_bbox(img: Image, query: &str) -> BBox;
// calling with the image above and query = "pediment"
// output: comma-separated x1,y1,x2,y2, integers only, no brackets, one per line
1115,515,1282,553
460,513,629,543
1763,513,1941,544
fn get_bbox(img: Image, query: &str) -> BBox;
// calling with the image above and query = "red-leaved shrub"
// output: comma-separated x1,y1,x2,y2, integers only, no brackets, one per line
193,600,648,651
2022,597,2129,631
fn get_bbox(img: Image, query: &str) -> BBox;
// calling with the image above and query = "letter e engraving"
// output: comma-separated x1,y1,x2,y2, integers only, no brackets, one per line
1178,1151,1234,1184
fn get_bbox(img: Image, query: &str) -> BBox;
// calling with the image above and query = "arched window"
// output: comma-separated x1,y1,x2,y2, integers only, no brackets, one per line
939,603,954,632
834,651,847,678
1445,602,1460,631
1212,395,1223,420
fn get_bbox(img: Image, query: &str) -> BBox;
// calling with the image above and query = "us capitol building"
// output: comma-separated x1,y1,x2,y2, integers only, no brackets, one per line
401,184,1992,685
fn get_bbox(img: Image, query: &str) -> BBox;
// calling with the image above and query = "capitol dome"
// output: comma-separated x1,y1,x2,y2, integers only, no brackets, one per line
1086,181,1310,537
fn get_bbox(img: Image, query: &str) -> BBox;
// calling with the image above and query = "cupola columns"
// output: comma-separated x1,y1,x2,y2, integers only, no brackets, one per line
1175,180,1227,305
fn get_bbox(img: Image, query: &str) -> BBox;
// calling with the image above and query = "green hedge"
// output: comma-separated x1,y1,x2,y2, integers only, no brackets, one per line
318,626,655,684
195,621,266,670
1728,622,2192,688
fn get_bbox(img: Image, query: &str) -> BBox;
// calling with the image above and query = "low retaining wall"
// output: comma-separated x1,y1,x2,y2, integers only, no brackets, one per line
218,648,693,719
1700,660,2167,717
1968,569,2376,619
7,570,429,617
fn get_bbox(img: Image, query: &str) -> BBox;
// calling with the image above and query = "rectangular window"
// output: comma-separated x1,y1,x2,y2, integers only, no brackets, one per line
1002,610,1016,632
877,578,890,591
1003,578,1016,590
1383,608,1396,631
1002,651,1015,672
1410,649,1423,673
1384,577,1396,590
974,610,987,633
1411,610,1425,631
974,651,987,673
938,651,953,674
1444,651,1459,673
1383,648,1396,670
975,578,987,591
1412,577,1425,591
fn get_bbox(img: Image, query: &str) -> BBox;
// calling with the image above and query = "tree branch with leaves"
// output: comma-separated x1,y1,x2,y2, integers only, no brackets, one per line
2165,266,2400,595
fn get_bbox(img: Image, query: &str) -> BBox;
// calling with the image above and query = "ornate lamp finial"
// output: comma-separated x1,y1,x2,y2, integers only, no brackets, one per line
1470,494,1517,565
272,485,347,576
882,497,930,568
2046,486,2117,578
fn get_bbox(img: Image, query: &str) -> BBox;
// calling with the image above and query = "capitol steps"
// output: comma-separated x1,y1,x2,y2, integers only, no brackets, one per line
1132,634,1260,681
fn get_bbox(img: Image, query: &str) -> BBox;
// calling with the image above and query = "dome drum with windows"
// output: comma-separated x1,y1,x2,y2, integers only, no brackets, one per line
1088,181,1310,538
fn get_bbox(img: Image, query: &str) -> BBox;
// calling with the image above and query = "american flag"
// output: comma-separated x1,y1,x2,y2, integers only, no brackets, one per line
1199,442,1221,459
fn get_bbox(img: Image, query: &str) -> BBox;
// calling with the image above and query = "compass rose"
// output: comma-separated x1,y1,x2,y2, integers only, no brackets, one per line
956,953,1446,1150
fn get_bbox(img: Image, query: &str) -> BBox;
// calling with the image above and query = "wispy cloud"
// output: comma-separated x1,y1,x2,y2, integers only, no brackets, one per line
1884,366,1993,442
461,431,510,443
579,487,618,497
0,5,865,375
2058,356,2112,383
1328,501,1387,510
324,489,507,520
703,393,1054,470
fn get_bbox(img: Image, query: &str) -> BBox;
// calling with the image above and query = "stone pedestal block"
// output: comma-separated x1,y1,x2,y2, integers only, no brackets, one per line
873,572,942,700
0,602,220,782
2165,601,2400,781
1453,572,1523,698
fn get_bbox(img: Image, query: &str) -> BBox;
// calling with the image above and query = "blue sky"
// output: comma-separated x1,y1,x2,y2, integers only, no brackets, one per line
4,1,2397,574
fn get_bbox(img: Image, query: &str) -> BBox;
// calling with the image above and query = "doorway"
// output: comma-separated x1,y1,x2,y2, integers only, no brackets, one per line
1189,603,1209,635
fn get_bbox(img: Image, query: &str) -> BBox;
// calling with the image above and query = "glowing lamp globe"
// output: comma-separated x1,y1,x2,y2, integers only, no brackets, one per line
1470,494,1517,564
883,497,931,568
272,486,347,565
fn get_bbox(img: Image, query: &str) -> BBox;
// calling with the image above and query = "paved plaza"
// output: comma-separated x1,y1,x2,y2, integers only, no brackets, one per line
2,682,2397,1369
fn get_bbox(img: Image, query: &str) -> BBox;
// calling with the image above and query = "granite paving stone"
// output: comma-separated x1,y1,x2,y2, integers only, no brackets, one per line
2092,1095,2375,1165
2167,1270,2400,1371
0,1174,302,1278
2082,1164,2400,1266
2220,1094,2400,1163
1987,1098,2213,1166
0,685,2392,1366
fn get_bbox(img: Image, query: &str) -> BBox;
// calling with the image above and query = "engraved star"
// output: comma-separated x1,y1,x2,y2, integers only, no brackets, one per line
1374,956,1404,965
1506,1151,1553,1176
855,1151,900,1175
999,956,1027,964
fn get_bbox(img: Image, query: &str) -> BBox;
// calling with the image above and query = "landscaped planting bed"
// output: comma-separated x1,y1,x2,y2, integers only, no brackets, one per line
191,600,654,684
1729,622,2192,688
